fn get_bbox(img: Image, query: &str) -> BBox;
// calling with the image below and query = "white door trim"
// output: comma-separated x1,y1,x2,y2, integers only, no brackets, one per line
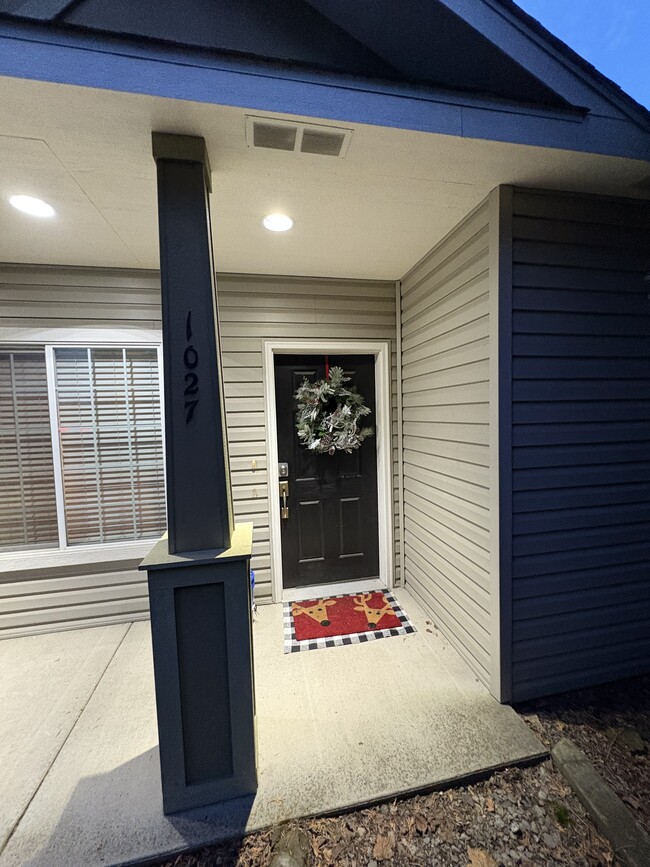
262,339,394,603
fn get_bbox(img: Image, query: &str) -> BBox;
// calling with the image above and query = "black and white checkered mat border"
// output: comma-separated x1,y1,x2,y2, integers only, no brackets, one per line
283,588,416,654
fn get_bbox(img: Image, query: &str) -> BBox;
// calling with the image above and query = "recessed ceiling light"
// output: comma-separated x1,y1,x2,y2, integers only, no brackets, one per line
262,213,294,232
9,195,55,218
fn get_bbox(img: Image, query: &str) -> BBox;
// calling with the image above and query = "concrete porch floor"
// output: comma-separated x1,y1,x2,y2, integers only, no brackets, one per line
0,588,545,867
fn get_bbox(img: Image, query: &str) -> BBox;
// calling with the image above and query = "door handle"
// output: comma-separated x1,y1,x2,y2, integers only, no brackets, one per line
279,480,289,519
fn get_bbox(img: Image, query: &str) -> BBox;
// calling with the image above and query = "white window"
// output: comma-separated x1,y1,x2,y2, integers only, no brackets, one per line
0,348,59,550
0,344,166,553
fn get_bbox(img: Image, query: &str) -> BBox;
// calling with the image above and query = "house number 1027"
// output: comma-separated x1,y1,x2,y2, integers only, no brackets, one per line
184,310,199,423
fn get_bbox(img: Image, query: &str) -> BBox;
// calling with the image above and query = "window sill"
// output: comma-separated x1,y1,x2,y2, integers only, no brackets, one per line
0,539,160,576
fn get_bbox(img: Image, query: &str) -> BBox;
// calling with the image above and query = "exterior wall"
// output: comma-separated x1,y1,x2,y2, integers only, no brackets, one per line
0,265,398,638
0,544,154,637
400,196,495,689
218,273,400,601
507,188,650,700
0,266,160,638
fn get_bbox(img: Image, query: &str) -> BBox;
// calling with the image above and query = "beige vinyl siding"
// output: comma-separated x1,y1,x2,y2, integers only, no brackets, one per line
508,189,650,700
0,551,152,634
400,197,493,687
0,265,398,637
218,273,400,600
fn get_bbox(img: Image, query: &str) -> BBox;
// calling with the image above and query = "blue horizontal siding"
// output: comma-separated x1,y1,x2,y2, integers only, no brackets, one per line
512,333,650,356
513,420,650,446
513,357,650,379
513,502,650,534
513,462,650,490
513,521,650,556
514,622,650,665
513,561,649,598
514,598,650,640
509,188,650,701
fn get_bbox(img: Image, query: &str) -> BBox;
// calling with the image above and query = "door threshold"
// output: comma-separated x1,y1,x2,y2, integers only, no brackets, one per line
282,578,383,603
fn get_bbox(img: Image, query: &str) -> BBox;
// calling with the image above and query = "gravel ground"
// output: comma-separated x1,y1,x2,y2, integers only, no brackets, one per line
156,760,614,866
517,674,650,835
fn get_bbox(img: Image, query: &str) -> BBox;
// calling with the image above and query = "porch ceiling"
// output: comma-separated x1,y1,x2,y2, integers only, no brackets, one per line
0,75,648,281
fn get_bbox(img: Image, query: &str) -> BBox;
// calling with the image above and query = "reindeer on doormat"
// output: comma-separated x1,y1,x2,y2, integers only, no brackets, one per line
291,598,337,627
353,593,395,628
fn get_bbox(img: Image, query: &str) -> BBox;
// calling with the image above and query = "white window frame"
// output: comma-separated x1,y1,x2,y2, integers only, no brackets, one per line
0,328,165,561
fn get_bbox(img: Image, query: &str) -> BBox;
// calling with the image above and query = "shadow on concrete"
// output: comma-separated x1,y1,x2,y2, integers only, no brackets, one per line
21,748,255,867
4,597,547,867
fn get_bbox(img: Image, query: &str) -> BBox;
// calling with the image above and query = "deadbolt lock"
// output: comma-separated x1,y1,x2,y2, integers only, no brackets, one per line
279,480,289,519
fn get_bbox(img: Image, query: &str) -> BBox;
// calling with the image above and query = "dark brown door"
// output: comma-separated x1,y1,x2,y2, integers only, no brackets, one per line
275,354,380,590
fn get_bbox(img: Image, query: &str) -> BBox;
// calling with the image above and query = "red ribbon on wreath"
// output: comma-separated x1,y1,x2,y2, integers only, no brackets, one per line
325,354,329,378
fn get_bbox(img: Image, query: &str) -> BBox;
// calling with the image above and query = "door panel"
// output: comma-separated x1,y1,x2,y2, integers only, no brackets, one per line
297,500,325,562
340,498,362,556
275,354,380,589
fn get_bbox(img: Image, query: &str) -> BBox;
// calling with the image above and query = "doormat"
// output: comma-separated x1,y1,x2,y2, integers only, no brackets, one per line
283,589,416,653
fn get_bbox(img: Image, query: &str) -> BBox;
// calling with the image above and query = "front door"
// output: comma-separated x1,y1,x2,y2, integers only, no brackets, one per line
274,354,380,590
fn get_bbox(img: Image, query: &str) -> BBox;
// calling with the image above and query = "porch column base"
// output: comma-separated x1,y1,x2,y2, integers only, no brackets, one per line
139,523,257,814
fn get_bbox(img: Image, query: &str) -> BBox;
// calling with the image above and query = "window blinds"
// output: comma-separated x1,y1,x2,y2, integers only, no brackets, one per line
0,349,58,551
54,347,166,545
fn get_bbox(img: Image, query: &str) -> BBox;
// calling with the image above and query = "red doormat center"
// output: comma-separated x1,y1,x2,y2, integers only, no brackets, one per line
283,589,416,653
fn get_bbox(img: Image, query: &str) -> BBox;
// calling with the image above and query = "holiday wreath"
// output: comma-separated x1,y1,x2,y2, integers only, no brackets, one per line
295,366,374,454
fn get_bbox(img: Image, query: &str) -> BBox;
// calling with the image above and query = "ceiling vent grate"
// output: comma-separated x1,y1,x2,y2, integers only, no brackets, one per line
300,129,346,157
252,122,297,152
246,116,352,158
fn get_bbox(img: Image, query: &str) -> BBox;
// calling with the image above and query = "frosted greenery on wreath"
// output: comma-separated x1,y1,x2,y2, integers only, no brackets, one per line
295,365,374,455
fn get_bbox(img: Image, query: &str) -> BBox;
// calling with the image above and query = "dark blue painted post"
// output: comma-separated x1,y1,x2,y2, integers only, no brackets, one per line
153,133,233,554
141,133,256,814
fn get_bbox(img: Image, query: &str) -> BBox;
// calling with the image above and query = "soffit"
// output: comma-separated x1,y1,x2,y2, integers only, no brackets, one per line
0,77,647,279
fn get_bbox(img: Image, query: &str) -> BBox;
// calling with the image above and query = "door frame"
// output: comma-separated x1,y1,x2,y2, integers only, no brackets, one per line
263,339,394,603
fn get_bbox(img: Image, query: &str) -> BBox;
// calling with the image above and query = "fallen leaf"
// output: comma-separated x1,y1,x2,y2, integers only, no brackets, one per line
373,832,395,861
485,797,495,812
622,794,641,810
438,819,455,844
415,814,428,834
525,713,544,732
467,848,498,867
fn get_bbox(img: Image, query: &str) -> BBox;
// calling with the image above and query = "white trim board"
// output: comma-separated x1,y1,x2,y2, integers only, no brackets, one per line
262,340,394,604
488,185,513,703
282,578,383,604
394,280,404,587
0,327,162,344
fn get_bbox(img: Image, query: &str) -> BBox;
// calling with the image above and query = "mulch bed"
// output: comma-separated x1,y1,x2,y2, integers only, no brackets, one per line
517,673,650,836
156,761,613,866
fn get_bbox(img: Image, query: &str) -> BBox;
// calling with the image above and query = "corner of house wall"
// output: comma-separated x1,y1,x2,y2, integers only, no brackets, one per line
395,279,404,588
488,185,514,703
